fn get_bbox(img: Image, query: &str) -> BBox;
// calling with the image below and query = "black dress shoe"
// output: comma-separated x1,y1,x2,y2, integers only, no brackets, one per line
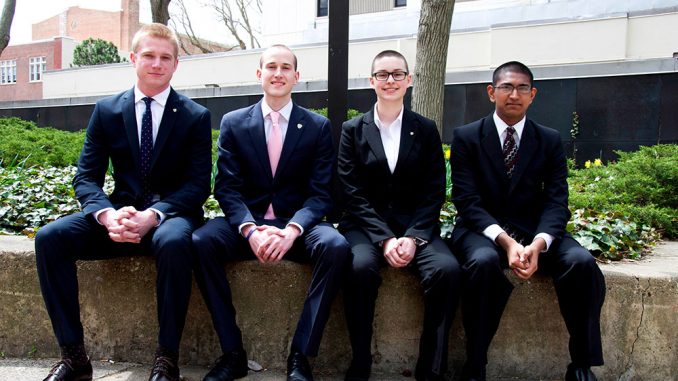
344,361,371,381
565,364,598,381
148,356,180,381
287,351,314,381
43,358,93,381
203,349,249,381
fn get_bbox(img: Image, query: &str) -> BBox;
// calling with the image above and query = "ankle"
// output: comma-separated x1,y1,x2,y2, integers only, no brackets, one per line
60,343,89,366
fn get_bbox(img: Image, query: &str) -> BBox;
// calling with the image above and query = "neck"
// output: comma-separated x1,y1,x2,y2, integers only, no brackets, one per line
137,83,169,98
376,100,402,125
264,94,291,111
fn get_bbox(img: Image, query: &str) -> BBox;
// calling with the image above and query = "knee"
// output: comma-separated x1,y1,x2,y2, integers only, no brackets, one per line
319,232,350,265
349,249,381,286
154,230,192,267
465,247,501,271
565,247,599,274
35,221,69,264
423,254,461,289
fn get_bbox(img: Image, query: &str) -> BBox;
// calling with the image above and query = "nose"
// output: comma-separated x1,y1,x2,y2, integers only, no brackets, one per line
386,73,396,83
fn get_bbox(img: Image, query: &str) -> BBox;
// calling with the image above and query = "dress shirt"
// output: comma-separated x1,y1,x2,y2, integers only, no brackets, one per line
482,111,554,251
373,103,404,174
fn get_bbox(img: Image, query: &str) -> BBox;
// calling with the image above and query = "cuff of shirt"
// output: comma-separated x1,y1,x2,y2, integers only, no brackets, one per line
287,222,304,235
148,208,165,227
534,232,555,252
239,222,256,237
482,224,504,244
93,207,115,225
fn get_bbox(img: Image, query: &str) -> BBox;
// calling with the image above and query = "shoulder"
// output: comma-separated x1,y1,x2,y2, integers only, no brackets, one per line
95,90,128,109
406,109,436,129
296,104,330,126
453,117,485,139
528,119,561,141
222,104,256,123
172,90,209,115
342,113,365,130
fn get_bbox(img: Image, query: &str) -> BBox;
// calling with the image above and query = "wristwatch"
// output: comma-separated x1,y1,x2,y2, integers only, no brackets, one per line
411,236,428,247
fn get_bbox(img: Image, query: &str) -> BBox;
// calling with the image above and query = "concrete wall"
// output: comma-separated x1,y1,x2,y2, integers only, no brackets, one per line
40,11,678,99
1,237,677,380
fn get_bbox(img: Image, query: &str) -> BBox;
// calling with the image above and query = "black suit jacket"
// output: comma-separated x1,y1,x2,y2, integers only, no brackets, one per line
450,114,570,244
214,100,335,232
338,108,446,243
73,87,212,221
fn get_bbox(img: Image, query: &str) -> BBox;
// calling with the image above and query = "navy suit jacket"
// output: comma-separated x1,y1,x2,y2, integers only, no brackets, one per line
214,100,335,232
450,114,570,245
73,87,212,221
337,108,446,243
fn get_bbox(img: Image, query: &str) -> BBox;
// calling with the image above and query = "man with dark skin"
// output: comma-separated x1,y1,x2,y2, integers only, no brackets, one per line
450,61,605,381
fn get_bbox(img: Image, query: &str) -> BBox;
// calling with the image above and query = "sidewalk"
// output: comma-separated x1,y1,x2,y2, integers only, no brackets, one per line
0,358,539,380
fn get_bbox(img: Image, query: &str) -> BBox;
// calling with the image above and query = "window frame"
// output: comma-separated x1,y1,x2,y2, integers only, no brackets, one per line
318,0,329,17
0,60,17,85
29,56,47,83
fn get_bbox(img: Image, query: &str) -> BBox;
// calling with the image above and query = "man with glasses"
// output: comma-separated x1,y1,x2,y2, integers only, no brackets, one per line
449,61,605,381
338,50,461,381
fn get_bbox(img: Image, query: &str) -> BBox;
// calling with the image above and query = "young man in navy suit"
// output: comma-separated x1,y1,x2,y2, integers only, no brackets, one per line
450,61,605,381
338,50,461,381
192,45,349,381
35,23,212,381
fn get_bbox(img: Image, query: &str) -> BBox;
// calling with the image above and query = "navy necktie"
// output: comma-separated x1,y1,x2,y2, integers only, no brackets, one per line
141,97,154,208
503,126,518,178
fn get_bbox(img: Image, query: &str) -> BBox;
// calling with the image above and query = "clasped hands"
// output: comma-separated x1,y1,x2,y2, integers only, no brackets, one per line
502,234,546,280
382,237,416,268
98,206,158,243
245,224,301,263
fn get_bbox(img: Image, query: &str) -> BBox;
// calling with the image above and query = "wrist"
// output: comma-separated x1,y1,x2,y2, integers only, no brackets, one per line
245,228,256,241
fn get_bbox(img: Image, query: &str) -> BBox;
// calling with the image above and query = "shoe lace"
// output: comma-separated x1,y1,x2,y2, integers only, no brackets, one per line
152,356,175,374
48,359,74,376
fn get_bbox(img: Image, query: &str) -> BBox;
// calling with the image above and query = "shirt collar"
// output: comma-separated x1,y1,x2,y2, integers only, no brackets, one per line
134,85,171,107
262,100,293,122
373,103,404,130
493,111,526,138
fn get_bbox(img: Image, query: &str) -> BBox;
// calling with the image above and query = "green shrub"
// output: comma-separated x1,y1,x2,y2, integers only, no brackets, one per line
309,108,363,120
0,118,84,168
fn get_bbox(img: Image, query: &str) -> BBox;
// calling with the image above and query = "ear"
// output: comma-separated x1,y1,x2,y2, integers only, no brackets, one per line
130,51,137,65
256,67,262,81
406,73,413,88
293,70,300,84
487,84,496,103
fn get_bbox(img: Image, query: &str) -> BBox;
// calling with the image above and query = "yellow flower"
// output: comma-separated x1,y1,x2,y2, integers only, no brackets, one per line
584,160,592,168
594,158,603,167
443,146,451,160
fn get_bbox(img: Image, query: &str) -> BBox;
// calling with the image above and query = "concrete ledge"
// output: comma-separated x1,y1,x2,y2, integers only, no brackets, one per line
1,236,677,380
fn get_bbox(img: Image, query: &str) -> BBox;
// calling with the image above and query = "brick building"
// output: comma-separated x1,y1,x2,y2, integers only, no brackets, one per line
0,37,76,102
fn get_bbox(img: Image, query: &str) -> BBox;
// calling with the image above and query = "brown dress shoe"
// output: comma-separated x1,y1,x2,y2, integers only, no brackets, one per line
43,358,93,381
149,356,180,381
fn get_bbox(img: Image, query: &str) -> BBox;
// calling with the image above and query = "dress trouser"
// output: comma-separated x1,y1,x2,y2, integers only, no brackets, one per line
192,217,349,356
342,229,461,377
453,231,605,369
35,212,197,352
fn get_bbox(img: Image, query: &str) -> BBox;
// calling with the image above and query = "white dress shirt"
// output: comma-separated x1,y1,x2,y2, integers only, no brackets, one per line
373,103,404,174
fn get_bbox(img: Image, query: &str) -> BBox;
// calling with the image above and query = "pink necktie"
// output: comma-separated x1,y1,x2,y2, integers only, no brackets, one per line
265,111,282,219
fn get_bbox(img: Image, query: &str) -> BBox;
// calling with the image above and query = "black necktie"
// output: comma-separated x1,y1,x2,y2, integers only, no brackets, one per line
141,97,154,208
503,126,518,178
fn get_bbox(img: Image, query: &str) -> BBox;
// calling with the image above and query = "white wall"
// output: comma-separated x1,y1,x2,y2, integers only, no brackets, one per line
42,11,678,99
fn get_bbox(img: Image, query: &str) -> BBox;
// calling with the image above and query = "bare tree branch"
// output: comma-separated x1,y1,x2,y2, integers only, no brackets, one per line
170,0,214,54
211,0,247,50
0,0,17,56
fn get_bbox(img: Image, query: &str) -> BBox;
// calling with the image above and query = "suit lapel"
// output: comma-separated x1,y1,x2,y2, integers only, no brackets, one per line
393,109,416,175
362,109,391,174
508,119,538,194
149,88,179,170
247,101,273,180
480,115,507,179
122,88,141,169
276,103,305,177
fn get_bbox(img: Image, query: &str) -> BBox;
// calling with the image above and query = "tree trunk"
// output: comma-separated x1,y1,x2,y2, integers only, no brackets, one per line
411,0,455,136
0,0,16,56
150,0,171,25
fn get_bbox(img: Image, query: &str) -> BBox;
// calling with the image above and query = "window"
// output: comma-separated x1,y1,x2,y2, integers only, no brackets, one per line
318,0,328,17
29,56,47,82
0,60,17,85
395,0,407,7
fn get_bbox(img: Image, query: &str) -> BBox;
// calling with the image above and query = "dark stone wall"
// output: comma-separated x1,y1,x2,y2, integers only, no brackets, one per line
1,72,676,163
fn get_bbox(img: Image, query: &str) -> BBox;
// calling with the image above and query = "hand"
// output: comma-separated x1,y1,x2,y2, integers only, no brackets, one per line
246,225,276,262
497,232,527,276
258,225,301,263
395,237,416,265
125,209,159,240
513,239,545,280
98,206,141,243
383,237,409,268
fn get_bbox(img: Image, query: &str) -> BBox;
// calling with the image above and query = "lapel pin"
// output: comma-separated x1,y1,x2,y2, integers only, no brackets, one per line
410,131,414,136
173,108,177,113
297,123,303,129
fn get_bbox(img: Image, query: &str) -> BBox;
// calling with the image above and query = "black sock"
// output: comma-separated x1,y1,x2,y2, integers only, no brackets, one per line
61,343,88,366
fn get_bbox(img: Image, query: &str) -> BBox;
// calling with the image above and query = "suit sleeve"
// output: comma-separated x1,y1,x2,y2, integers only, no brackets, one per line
450,126,501,233
536,131,571,239
150,108,212,217
403,123,446,241
214,114,256,228
73,103,115,215
337,120,395,243
287,117,335,230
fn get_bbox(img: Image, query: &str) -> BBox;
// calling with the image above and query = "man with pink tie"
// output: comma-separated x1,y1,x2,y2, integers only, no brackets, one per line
192,44,349,381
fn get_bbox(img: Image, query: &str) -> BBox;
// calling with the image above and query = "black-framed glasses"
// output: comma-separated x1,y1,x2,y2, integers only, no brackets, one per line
372,71,408,81
494,84,532,94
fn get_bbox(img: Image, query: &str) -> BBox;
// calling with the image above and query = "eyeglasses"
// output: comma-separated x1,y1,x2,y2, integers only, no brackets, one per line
372,71,408,81
494,84,532,94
